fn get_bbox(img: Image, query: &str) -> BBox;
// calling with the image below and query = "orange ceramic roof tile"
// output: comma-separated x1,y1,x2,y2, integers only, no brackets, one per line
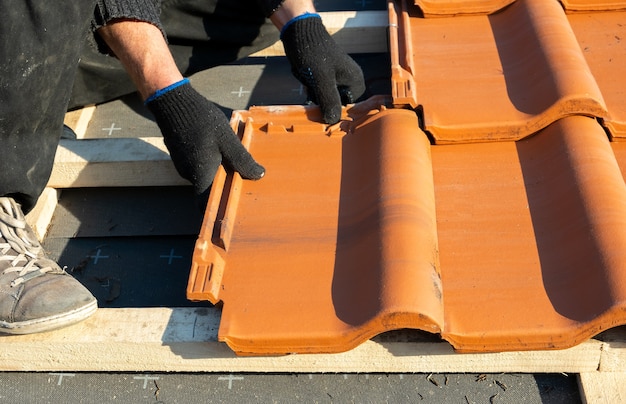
560,0,626,12
389,0,608,143
188,97,442,355
413,0,515,17
567,10,626,139
434,115,626,352
188,98,626,355
613,142,626,176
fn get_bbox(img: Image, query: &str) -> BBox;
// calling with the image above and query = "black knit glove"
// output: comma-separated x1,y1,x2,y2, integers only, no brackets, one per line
281,14,365,124
146,80,265,204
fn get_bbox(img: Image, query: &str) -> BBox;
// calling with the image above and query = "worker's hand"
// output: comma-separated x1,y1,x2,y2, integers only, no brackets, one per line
146,79,265,204
281,14,365,124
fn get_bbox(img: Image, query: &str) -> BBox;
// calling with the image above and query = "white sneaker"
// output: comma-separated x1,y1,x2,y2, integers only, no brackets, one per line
0,197,97,334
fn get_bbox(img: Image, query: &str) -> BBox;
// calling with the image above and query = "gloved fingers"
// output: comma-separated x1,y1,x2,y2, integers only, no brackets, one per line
162,135,222,194
304,70,343,125
189,149,221,212
338,86,356,105
218,131,265,180
200,100,264,180
335,56,366,105
201,152,223,193
318,92,343,125
296,58,365,124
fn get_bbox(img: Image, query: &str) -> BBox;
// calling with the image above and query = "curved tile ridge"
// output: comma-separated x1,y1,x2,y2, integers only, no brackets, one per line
390,0,607,143
414,0,516,17
188,97,442,355
560,0,626,12
434,116,626,353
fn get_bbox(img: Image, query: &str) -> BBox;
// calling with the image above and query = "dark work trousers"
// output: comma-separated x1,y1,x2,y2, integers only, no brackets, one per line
1,0,279,214
0,1,94,213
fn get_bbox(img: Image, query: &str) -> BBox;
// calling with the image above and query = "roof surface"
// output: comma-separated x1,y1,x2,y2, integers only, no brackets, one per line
188,0,626,355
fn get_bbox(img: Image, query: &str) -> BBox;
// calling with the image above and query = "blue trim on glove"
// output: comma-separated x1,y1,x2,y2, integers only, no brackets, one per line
280,12,321,39
144,78,190,104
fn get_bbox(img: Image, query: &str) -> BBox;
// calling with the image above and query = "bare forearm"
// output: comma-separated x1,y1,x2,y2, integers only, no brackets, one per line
270,0,316,31
97,20,183,100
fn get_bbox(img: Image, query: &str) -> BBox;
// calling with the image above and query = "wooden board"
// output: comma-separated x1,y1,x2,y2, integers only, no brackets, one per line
49,137,187,188
63,105,96,139
0,307,606,373
578,372,626,404
25,188,59,241
251,11,388,57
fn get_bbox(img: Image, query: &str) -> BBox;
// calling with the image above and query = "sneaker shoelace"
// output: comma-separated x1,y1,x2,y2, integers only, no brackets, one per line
0,198,56,287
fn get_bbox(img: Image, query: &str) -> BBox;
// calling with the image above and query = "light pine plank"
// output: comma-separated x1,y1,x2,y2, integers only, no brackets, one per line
25,188,60,241
598,340,626,372
252,11,388,56
48,137,187,188
0,307,604,373
63,105,96,139
579,372,626,404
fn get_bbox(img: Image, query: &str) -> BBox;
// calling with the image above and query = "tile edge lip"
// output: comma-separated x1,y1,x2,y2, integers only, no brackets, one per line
415,0,517,17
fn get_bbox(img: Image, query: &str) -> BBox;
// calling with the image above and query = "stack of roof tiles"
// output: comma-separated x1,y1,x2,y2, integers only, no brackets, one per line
187,0,626,355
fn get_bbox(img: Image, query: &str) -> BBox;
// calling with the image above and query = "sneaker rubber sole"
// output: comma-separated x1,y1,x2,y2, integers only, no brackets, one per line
0,299,97,335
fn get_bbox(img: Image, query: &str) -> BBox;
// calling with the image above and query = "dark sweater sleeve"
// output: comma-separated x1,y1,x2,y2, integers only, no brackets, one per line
91,0,164,54
256,0,285,18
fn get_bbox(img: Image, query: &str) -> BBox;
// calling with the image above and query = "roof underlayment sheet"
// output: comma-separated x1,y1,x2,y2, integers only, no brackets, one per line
188,0,626,355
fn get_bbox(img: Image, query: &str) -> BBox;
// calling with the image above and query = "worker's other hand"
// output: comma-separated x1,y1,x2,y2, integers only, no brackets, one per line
281,14,365,125
146,80,265,205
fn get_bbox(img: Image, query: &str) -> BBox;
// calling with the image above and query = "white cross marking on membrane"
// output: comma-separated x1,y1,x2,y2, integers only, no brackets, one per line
159,248,183,265
134,375,160,389
49,373,76,386
89,249,109,264
102,123,121,136
231,86,251,98
218,374,244,389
